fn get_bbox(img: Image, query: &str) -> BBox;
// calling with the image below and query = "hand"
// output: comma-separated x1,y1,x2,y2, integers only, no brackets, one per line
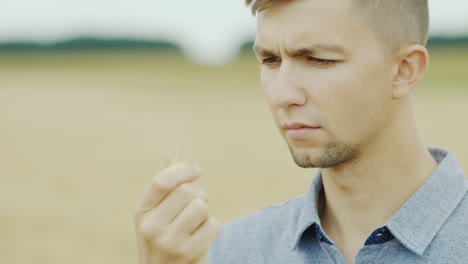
134,163,220,264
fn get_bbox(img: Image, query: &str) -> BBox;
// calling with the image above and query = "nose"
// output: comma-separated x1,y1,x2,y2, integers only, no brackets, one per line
264,61,307,109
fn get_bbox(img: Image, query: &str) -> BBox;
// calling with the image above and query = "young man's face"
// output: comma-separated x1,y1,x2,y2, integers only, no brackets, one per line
254,0,397,168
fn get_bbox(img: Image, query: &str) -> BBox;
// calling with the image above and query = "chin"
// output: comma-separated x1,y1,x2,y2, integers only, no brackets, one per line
288,147,322,168
288,142,361,169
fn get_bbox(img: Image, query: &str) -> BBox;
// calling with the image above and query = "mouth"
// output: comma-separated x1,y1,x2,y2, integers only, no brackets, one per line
284,123,321,140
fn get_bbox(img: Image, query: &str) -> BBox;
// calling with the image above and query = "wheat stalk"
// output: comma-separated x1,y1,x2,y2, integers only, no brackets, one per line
163,128,181,168
163,117,209,264
162,152,178,168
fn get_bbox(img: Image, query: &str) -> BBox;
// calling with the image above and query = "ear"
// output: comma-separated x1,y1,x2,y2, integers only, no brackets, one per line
392,45,429,100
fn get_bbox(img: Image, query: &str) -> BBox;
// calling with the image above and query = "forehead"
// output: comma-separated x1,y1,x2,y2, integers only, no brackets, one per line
254,0,372,52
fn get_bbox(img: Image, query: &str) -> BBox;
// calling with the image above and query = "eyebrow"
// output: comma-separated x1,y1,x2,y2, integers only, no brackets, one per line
252,44,347,57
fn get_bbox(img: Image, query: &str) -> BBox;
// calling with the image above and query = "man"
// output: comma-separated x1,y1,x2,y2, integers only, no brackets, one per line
134,0,468,263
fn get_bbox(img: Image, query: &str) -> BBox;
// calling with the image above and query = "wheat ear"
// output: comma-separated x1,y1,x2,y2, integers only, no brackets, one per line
163,128,209,264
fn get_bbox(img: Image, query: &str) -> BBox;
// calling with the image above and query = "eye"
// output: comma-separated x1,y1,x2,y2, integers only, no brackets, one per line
307,57,337,66
261,57,281,66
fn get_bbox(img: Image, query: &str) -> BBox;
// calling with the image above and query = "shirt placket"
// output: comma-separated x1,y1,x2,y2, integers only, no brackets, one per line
353,245,385,264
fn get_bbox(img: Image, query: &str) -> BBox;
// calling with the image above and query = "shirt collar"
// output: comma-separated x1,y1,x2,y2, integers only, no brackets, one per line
386,146,467,255
291,168,324,250
291,147,467,254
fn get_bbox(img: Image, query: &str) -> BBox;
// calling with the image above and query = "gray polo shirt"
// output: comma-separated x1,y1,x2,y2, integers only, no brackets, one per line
209,147,468,263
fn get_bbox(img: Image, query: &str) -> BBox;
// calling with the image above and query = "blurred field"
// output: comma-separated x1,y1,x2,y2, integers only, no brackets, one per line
1,47,467,263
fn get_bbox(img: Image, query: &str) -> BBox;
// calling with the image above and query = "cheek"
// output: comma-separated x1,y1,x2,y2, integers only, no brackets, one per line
260,68,281,125
260,67,275,99
314,64,392,141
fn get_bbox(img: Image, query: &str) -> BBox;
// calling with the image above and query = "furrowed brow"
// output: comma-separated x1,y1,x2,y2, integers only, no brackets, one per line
252,45,277,57
253,44,348,58
289,44,347,57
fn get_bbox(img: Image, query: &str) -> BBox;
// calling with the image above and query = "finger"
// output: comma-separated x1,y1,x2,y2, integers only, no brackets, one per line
149,183,208,226
135,163,202,212
171,197,210,237
185,218,221,261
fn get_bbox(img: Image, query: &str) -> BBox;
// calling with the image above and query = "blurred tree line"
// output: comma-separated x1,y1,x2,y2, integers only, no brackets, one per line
0,36,467,54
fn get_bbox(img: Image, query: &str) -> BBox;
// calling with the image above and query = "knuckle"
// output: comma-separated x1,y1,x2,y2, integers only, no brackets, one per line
152,176,171,192
151,164,200,195
157,240,192,261
153,169,182,193
172,246,192,260
192,197,209,212
153,231,182,253
134,192,151,214
138,220,160,240
176,162,200,177
177,244,197,260
133,199,150,215
177,183,194,197
153,235,173,252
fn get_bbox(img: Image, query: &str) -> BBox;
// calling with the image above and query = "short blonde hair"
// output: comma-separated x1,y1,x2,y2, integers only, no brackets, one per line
245,0,429,55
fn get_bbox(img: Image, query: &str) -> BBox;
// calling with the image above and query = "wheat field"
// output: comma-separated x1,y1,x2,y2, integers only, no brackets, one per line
1,48,467,263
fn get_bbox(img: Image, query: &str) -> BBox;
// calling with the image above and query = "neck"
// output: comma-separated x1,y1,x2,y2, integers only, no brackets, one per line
319,99,438,244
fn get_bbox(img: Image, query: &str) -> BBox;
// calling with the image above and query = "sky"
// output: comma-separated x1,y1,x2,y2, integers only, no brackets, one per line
1,0,467,64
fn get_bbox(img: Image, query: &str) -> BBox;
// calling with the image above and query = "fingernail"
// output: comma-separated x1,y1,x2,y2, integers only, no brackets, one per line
193,165,202,176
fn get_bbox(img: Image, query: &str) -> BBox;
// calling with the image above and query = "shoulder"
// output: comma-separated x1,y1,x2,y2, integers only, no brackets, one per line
223,194,305,233
208,195,306,263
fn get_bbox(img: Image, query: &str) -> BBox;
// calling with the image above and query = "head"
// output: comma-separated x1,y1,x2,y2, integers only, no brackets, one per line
248,0,430,168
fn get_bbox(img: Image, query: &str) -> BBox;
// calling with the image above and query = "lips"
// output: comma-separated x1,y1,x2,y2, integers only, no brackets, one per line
284,123,320,130
284,122,321,140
